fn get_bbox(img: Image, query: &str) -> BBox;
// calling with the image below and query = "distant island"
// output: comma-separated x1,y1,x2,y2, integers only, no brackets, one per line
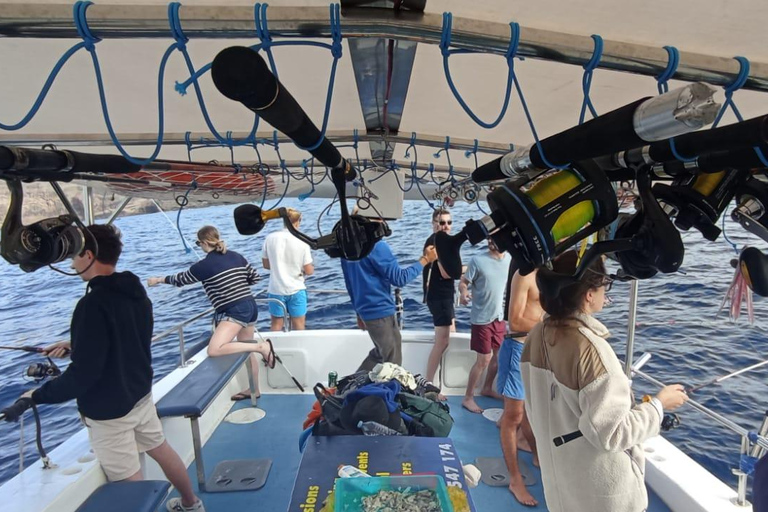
0,182,208,224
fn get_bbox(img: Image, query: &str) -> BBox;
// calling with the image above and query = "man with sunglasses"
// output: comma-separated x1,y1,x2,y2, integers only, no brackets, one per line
423,208,456,390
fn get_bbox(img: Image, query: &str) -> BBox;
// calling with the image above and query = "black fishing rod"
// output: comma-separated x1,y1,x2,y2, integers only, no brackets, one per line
688,358,768,393
0,344,69,356
0,345,45,353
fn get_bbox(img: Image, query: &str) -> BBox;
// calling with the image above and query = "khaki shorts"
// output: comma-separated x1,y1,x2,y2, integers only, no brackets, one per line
83,394,165,481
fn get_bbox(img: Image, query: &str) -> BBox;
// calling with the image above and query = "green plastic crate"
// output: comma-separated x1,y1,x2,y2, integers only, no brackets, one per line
333,474,454,512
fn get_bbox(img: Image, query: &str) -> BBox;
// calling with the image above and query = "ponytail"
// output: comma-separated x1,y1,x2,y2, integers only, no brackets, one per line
197,225,227,254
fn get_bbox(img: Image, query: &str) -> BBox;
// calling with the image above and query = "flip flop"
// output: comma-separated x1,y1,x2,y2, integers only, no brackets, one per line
262,339,276,369
231,391,260,401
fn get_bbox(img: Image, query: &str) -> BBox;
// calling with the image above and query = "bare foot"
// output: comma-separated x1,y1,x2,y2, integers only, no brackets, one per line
462,398,484,414
509,480,538,507
517,429,532,453
436,393,447,402
481,388,504,400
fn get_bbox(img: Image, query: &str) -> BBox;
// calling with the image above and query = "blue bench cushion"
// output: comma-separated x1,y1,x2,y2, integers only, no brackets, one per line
76,480,171,512
156,353,249,418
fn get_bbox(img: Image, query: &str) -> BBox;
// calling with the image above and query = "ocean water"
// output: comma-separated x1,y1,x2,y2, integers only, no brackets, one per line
0,198,766,494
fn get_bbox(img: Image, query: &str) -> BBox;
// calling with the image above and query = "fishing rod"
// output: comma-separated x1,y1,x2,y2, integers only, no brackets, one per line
0,344,69,356
0,345,44,353
250,329,305,393
688,358,768,393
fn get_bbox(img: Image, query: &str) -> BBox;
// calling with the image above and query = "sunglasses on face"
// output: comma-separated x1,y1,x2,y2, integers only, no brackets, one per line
437,220,453,226
195,240,203,247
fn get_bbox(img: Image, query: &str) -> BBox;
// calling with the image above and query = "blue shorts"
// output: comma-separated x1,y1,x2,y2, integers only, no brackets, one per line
497,336,525,400
268,290,308,318
215,299,258,328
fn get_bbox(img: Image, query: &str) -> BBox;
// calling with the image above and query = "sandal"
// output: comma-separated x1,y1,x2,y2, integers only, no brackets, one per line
231,391,260,401
262,339,276,369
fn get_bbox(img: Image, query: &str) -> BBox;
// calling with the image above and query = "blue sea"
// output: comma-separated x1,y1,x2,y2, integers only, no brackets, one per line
0,198,766,494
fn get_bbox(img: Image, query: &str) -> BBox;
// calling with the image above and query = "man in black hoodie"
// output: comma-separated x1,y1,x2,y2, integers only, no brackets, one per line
22,224,204,512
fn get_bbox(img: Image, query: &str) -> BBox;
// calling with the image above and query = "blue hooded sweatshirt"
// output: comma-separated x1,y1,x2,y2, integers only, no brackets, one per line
340,241,423,321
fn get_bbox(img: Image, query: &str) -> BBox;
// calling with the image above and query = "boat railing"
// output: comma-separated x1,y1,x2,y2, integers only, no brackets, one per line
151,295,291,367
634,366,768,506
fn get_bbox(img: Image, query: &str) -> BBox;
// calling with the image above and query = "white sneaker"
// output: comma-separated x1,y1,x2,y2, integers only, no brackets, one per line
166,497,205,512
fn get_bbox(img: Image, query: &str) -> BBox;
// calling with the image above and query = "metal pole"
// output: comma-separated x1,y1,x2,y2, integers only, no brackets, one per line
105,196,132,225
177,326,186,367
634,368,768,452
190,417,206,492
624,280,639,379
0,130,514,155
733,435,750,507
18,414,24,474
1,5,767,91
750,410,768,459
245,356,258,408
82,186,94,225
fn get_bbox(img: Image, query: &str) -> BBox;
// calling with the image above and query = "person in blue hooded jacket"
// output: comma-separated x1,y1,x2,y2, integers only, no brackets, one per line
341,223,437,372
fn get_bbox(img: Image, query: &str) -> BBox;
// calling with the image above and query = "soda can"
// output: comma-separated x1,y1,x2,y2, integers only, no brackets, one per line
328,371,338,388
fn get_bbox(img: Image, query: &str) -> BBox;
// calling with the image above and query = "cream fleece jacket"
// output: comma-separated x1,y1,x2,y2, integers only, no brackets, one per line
521,313,662,512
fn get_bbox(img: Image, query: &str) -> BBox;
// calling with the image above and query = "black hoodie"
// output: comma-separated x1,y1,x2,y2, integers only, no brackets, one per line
33,271,154,420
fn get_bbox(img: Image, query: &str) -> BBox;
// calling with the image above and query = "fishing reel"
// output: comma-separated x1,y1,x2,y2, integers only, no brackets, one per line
661,413,681,432
1,179,87,272
235,204,390,261
24,357,61,383
436,159,619,278
652,168,750,241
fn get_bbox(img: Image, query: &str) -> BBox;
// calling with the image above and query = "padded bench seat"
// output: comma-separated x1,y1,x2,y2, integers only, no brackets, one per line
75,480,170,512
157,353,249,418
154,352,262,493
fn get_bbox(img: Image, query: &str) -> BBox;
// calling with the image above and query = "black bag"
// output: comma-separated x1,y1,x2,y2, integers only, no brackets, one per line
311,383,359,436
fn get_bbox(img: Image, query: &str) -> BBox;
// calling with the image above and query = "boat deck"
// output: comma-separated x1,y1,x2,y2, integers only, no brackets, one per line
162,394,671,512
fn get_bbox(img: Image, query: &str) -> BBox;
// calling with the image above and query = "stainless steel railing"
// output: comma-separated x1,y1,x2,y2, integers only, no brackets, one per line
633,367,768,507
151,296,290,367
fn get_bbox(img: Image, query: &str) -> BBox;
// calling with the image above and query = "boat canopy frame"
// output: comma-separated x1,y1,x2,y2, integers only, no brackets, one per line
1,4,767,92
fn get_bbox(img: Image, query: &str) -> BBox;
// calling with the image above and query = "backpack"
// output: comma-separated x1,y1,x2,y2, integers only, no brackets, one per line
397,392,454,437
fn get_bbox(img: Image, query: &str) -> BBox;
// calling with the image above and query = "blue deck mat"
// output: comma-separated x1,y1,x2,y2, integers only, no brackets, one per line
164,394,671,512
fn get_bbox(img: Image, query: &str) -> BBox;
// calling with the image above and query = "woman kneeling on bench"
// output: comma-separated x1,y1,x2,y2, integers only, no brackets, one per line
148,225,275,401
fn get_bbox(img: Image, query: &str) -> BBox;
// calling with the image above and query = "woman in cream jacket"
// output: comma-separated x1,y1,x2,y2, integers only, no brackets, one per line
520,251,688,512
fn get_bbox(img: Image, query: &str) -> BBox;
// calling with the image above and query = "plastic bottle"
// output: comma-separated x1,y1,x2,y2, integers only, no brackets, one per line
337,465,371,478
357,420,402,436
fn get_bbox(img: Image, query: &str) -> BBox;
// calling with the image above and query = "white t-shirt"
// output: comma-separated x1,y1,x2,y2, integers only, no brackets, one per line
261,229,313,295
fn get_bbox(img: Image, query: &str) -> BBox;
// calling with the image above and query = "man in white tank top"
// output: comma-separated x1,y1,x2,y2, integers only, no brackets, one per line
262,210,314,330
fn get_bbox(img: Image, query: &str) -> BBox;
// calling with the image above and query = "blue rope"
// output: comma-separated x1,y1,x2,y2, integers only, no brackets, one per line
722,204,740,254
513,71,570,170
254,3,279,77
740,453,758,475
73,1,173,165
292,4,342,152
440,13,517,129
668,137,696,163
175,181,198,253
656,46,679,94
709,57,768,170
578,35,602,125
465,139,479,158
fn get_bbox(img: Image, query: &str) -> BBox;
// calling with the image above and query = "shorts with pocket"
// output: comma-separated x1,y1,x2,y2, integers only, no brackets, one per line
470,320,506,354
215,299,259,327
83,394,165,481
267,289,308,318
497,336,525,400
427,298,455,327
